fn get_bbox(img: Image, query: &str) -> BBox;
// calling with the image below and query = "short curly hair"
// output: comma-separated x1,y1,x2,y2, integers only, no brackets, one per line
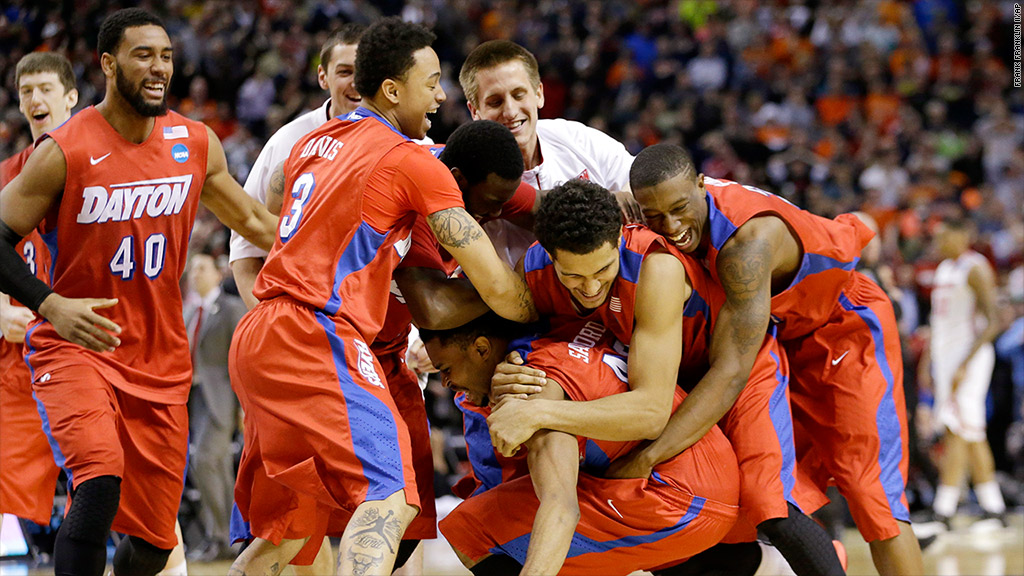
535,179,621,255
98,8,165,57
439,120,523,185
418,311,524,350
354,17,436,99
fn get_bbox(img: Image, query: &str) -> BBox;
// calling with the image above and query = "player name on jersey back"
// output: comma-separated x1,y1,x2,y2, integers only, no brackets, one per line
75,175,195,224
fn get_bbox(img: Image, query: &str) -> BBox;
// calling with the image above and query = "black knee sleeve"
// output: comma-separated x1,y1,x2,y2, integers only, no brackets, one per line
653,541,762,576
112,535,172,576
392,539,420,572
758,502,844,576
469,553,522,576
55,475,122,576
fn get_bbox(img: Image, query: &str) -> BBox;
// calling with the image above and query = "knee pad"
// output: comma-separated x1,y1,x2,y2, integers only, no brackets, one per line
63,475,122,545
112,535,172,576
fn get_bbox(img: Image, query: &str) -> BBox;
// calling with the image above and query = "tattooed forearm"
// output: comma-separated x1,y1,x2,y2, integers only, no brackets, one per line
428,207,484,248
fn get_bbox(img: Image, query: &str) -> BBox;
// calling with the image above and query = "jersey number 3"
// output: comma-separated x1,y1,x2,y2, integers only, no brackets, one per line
279,172,315,242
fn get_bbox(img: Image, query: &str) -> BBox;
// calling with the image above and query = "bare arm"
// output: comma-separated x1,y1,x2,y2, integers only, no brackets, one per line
200,127,277,252
265,161,286,216
0,140,121,351
393,267,490,330
0,293,35,343
487,253,685,456
427,207,536,323
521,427,581,576
966,259,1001,354
612,218,784,474
230,257,264,310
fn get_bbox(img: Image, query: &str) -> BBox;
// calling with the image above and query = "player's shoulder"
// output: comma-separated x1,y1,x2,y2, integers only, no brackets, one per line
523,241,552,274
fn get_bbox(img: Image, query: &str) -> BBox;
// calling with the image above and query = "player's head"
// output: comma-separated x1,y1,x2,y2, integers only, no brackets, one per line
15,52,78,140
319,23,365,117
935,215,973,260
535,179,622,310
459,41,544,159
630,144,708,254
98,8,171,117
188,253,222,297
355,17,442,140
439,120,523,221
419,312,523,406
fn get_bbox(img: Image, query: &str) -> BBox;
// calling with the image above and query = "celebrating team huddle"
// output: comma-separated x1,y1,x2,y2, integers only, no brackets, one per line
0,8,928,576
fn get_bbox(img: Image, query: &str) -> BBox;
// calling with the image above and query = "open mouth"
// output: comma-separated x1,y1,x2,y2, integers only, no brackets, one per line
670,228,693,251
505,118,526,131
142,80,166,99
31,111,50,123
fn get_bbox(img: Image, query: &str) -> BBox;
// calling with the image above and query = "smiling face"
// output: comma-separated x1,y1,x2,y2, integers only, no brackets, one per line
18,71,77,140
390,46,445,140
460,172,522,222
550,239,621,311
423,336,499,406
467,60,544,167
107,24,173,116
633,172,709,254
319,42,361,116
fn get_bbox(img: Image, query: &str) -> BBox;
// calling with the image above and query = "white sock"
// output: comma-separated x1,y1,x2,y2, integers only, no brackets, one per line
933,484,960,518
975,480,1006,514
157,559,188,576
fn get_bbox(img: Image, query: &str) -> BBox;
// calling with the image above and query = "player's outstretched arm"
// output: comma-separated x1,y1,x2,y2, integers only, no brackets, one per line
427,207,537,323
394,267,490,331
521,427,580,576
199,127,277,252
609,218,781,478
0,140,121,352
487,253,684,456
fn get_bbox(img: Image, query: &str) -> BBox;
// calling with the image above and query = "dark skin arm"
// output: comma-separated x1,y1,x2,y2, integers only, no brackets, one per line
393,266,490,330
608,216,796,477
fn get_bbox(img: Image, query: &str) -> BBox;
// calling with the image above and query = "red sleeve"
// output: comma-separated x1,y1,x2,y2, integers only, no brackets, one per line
498,181,536,219
397,216,446,271
392,145,464,217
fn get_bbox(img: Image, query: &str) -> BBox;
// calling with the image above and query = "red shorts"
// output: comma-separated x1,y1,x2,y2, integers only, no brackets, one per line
785,272,910,542
30,362,187,549
0,340,61,525
441,425,739,574
375,349,436,539
230,299,419,563
718,328,828,540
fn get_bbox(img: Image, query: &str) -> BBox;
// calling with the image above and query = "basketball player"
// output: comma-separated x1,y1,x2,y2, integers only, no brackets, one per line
491,179,843,576
422,317,740,575
0,9,278,576
227,18,535,575
929,217,1006,526
628,143,922,575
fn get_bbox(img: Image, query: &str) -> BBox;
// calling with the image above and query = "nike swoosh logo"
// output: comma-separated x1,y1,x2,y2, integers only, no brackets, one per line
607,499,623,519
90,153,111,165
831,351,850,366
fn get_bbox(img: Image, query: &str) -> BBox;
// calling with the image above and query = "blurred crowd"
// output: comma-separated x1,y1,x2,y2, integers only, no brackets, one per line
2,0,1022,535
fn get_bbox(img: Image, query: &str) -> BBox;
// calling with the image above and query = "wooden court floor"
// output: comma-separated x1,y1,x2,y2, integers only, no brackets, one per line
6,508,1022,575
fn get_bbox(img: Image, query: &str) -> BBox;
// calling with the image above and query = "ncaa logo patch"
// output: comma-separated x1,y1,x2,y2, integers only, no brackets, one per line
171,143,190,163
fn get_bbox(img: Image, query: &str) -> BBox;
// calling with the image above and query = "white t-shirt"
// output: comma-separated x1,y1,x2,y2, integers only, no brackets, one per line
930,250,990,363
228,100,332,263
520,118,634,193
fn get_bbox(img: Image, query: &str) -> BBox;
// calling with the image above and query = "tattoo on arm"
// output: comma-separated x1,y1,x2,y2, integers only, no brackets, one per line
718,238,772,349
428,208,483,248
267,165,286,215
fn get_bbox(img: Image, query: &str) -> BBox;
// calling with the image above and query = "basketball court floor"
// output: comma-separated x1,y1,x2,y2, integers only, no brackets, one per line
3,504,1022,575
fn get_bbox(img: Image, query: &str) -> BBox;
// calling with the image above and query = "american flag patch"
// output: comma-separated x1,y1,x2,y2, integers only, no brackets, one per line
609,296,622,312
162,125,188,140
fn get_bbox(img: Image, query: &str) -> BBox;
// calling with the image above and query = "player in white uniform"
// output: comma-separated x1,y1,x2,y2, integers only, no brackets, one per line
928,216,1006,527
229,24,365,310
458,40,636,265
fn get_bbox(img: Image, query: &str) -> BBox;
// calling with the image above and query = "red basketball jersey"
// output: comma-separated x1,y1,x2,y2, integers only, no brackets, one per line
254,107,463,344
701,177,874,340
523,225,724,385
1,146,51,388
25,108,208,403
